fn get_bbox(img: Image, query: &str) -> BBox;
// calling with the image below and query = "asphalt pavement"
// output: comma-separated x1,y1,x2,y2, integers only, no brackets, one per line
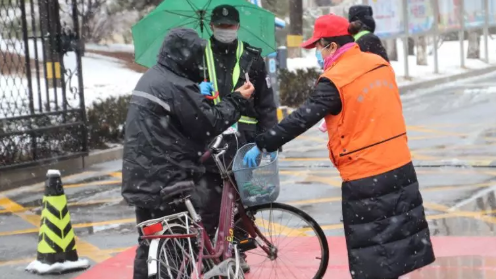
0,72,495,279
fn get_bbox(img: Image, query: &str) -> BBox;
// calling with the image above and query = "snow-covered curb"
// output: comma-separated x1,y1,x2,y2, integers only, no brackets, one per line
1,144,124,191
26,259,90,274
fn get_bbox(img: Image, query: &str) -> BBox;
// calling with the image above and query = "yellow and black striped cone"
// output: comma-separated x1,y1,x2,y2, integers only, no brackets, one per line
26,170,89,274
37,170,78,263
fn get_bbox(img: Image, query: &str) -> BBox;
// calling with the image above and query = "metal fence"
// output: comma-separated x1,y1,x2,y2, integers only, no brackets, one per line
322,0,496,78
0,0,87,171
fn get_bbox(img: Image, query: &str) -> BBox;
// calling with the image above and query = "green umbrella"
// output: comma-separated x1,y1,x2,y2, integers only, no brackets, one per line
132,0,276,68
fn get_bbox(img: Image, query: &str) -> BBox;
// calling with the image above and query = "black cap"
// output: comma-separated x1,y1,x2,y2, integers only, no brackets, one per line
210,5,240,25
348,5,376,32
348,5,373,22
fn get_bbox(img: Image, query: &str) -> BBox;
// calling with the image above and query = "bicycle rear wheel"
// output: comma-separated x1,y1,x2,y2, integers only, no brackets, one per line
234,202,329,279
155,225,201,279
156,224,221,279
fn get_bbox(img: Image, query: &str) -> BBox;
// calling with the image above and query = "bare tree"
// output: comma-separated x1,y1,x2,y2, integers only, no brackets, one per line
416,36,427,65
383,39,398,61
263,0,290,18
288,0,303,58
467,29,481,59
114,0,162,11
407,37,415,55
79,0,107,42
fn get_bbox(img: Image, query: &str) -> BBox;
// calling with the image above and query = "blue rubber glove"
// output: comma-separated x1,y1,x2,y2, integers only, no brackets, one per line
200,82,214,96
243,146,261,168
270,152,277,161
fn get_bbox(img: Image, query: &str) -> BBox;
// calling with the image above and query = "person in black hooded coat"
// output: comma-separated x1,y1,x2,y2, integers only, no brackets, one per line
348,5,389,62
121,28,254,279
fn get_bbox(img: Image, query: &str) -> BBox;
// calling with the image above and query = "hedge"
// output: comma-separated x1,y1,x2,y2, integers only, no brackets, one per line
278,68,321,107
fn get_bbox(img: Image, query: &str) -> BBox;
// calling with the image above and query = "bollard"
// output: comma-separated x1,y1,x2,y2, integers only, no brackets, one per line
26,170,90,274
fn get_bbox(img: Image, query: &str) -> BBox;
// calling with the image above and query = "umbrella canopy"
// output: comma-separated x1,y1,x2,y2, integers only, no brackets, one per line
132,0,276,68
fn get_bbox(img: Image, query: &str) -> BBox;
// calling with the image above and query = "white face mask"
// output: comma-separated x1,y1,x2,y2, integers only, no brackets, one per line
213,27,238,43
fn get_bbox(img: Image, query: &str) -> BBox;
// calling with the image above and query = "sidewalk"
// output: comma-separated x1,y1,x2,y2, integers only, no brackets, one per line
74,236,496,279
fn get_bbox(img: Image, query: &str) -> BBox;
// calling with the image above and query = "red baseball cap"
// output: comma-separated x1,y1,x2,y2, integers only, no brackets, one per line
301,14,351,49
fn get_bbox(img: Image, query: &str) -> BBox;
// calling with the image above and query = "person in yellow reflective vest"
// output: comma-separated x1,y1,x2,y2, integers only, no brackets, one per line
348,5,389,62
197,4,278,273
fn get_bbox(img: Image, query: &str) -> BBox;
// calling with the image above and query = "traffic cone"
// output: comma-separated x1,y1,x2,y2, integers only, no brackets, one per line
26,170,90,274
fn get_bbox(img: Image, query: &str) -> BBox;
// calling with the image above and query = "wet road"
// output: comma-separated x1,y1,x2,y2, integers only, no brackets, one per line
0,72,495,278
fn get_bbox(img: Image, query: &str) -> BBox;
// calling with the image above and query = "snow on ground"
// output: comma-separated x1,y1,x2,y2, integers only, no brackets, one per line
1,36,142,119
25,258,90,274
287,37,496,87
286,49,321,72
85,43,134,53
81,53,142,106
391,38,496,86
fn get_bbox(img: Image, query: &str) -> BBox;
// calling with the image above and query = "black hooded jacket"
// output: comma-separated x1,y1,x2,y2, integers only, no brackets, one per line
122,28,249,209
349,5,389,62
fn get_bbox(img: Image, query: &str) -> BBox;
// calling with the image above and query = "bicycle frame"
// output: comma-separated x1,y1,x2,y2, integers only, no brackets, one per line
197,173,275,279
197,151,276,273
140,134,275,278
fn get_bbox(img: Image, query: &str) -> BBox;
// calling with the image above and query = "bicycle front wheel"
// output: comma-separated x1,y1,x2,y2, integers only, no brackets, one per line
234,202,329,279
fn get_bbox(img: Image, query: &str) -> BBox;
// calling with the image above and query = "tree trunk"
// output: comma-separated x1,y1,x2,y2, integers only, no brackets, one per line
416,36,428,65
408,37,415,55
288,0,303,58
467,30,481,59
383,39,398,61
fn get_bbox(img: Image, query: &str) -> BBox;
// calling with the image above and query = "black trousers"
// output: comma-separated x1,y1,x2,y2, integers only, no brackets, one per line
133,173,223,279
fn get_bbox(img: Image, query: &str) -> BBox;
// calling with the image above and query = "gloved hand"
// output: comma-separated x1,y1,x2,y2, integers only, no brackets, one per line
270,152,277,161
200,82,214,96
243,146,261,168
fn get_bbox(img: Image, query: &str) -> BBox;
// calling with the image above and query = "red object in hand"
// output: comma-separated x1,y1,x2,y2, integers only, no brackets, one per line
205,91,219,100
203,79,219,100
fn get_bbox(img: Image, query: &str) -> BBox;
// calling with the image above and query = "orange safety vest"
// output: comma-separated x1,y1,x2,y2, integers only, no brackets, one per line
322,44,411,181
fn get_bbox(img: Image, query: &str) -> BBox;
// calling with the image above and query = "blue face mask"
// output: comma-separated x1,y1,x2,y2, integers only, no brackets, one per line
315,50,324,69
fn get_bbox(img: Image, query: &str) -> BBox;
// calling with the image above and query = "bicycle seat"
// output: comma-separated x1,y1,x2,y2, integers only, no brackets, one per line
160,180,195,201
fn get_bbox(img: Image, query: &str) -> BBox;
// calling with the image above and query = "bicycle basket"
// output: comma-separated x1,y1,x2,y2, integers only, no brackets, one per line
232,143,280,207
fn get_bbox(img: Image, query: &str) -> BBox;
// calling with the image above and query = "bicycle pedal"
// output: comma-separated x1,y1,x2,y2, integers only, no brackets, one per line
237,238,257,251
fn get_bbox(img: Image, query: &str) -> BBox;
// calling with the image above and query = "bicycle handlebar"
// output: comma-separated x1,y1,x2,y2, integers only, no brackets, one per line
210,134,224,149
199,150,212,163
199,134,224,163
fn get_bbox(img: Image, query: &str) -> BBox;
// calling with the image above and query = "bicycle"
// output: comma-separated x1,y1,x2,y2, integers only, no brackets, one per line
137,131,330,279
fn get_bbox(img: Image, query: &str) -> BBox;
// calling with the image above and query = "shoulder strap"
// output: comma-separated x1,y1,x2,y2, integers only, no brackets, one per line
238,43,261,85
244,44,262,56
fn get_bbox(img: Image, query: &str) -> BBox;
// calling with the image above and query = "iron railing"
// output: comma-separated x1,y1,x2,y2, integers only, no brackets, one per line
0,0,87,170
